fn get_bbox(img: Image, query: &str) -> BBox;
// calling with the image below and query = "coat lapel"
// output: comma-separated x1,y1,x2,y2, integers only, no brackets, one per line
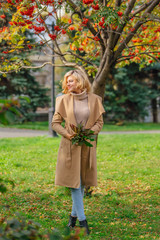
85,93,92,129
68,94,77,126
85,93,105,129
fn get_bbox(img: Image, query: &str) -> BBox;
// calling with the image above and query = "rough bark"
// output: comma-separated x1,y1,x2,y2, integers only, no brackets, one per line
151,98,158,123
151,79,159,123
92,65,110,99
92,79,107,99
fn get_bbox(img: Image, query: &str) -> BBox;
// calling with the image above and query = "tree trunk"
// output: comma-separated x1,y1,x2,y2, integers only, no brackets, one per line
91,64,111,100
91,81,106,99
150,77,159,123
151,98,158,123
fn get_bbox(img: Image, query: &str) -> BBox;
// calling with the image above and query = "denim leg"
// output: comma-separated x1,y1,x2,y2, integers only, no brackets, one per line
81,184,85,197
71,197,77,217
71,182,86,221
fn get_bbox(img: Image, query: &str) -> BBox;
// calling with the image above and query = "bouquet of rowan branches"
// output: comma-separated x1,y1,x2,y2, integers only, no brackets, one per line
70,123,96,147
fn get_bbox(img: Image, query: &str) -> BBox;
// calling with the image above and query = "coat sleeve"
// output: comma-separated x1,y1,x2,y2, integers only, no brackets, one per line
51,96,69,137
90,114,104,134
52,113,69,137
88,95,105,134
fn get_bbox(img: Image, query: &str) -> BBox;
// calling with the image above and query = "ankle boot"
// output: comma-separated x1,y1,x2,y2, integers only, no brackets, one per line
67,215,77,228
79,219,90,235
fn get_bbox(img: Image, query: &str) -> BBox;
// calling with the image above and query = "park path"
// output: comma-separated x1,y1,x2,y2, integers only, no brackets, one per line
0,127,49,138
0,127,160,138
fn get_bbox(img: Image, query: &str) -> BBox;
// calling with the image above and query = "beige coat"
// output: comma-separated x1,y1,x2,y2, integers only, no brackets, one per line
52,92,105,188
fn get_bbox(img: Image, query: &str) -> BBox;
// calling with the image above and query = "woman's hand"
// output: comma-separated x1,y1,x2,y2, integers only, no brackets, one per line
65,133,76,140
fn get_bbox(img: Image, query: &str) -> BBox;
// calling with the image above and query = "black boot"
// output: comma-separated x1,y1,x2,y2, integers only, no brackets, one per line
67,215,77,228
79,219,90,235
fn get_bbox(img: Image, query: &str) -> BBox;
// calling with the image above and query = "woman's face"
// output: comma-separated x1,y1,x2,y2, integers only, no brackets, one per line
67,75,81,93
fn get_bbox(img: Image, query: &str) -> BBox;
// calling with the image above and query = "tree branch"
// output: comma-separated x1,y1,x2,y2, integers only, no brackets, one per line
111,0,137,49
144,53,160,62
66,0,105,53
67,51,98,69
54,39,68,63
40,39,96,69
37,34,71,63
146,14,160,23
35,1,71,67
94,40,115,87
144,0,160,14
99,0,108,6
113,22,144,61
130,0,154,18
0,61,78,74
128,44,158,48
113,0,160,62
103,0,108,6
115,0,122,7
116,51,160,63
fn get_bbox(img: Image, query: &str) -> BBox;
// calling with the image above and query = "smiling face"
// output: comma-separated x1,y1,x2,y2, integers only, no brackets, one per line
67,75,82,94
62,69,91,94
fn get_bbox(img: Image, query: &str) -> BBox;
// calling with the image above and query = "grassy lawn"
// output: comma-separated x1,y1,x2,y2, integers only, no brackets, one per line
0,134,160,239
1,121,160,131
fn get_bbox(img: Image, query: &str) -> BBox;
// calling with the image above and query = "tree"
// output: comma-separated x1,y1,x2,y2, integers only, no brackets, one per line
142,62,160,123
0,4,49,124
0,0,160,98
0,69,50,122
104,63,151,122
104,62,160,123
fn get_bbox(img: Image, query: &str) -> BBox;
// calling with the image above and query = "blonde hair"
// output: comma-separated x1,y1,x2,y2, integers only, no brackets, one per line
62,69,91,94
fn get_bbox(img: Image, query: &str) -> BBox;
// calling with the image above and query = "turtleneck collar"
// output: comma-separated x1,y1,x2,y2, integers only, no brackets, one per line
70,89,88,100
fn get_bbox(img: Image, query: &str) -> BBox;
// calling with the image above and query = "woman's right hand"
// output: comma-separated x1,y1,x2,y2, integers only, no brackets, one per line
65,133,76,140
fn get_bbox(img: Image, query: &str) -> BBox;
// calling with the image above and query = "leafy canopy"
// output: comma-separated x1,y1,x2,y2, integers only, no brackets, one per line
0,0,160,75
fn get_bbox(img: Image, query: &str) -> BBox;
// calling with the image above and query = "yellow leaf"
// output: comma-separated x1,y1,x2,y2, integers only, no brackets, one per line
18,40,24,46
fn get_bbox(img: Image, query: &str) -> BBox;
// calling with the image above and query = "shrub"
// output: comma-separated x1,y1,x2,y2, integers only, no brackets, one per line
0,177,14,194
0,215,84,240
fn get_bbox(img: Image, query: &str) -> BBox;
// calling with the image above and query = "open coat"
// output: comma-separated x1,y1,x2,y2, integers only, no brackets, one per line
52,92,105,188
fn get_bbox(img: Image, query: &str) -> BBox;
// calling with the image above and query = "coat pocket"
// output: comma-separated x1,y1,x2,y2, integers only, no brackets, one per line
59,137,72,169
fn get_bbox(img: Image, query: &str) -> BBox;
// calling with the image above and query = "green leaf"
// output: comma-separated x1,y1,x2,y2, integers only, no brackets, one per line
5,110,17,124
0,183,7,193
83,140,93,147
19,95,30,103
9,107,22,116
0,112,9,125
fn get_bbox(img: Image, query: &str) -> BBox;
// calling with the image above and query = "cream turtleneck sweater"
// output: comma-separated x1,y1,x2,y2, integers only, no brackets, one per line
71,90,89,127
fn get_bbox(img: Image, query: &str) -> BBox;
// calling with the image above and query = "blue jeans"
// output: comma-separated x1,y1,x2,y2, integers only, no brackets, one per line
71,180,86,221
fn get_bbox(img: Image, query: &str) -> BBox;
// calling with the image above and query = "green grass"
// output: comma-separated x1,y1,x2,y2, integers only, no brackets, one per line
102,122,160,131
1,121,160,131
0,134,160,239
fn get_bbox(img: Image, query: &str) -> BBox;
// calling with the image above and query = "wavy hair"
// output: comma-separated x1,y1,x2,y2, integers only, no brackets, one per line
62,69,91,94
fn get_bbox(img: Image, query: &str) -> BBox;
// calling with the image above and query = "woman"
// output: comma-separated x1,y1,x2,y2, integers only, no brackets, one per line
52,69,105,235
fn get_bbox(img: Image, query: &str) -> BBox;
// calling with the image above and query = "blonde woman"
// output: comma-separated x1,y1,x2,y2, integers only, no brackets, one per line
52,69,105,235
